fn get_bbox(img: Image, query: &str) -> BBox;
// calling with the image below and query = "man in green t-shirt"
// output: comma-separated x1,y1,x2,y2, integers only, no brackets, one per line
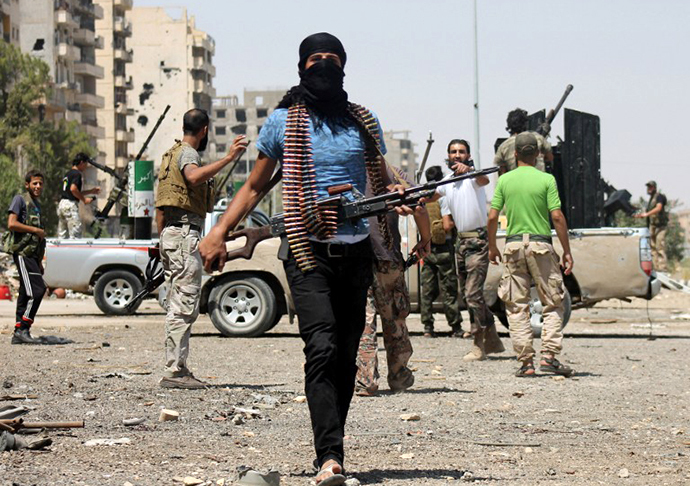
487,132,574,378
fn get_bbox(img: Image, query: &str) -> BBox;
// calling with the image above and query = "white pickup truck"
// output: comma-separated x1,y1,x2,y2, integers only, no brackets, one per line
404,223,662,335
43,205,293,337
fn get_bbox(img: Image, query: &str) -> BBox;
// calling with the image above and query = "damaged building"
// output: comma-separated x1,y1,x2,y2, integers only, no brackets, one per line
18,0,106,188
94,0,134,214
127,6,216,169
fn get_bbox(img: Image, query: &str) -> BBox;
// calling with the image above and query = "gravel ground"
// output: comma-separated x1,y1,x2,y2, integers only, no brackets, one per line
1,290,689,486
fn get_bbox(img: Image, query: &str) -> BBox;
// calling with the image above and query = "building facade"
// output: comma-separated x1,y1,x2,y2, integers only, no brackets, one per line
127,6,216,168
94,0,133,216
19,0,105,141
1,0,21,46
209,89,284,213
383,130,418,180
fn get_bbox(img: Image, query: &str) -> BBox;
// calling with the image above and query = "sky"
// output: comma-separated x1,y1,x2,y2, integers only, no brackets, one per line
134,0,690,208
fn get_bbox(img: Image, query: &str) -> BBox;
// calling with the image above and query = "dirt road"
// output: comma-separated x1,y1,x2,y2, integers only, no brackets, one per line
1,291,689,485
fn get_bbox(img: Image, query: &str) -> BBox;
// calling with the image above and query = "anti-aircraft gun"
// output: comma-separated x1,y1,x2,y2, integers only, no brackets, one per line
88,105,170,238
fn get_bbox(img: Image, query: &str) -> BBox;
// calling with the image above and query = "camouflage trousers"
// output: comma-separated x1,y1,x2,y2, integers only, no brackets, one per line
160,225,202,378
356,259,413,393
57,199,82,239
455,233,494,333
420,244,462,332
650,225,667,272
498,238,565,362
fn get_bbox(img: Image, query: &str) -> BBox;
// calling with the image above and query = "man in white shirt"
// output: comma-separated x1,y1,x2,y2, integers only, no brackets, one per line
433,139,504,361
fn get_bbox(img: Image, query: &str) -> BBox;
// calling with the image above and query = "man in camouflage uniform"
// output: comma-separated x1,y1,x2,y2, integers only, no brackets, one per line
356,170,432,396
57,153,100,239
635,181,669,272
155,109,247,389
430,140,505,362
488,132,574,378
420,165,463,338
493,108,553,174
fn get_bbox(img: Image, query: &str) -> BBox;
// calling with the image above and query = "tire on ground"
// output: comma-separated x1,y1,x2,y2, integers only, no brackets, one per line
94,270,142,315
207,274,277,337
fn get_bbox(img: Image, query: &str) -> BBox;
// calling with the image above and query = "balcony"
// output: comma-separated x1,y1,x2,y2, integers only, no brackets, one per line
194,79,216,97
116,129,135,143
73,28,95,46
115,103,133,115
76,92,105,109
114,0,133,11
114,48,132,63
57,43,80,61
74,61,104,79
115,156,129,168
83,120,105,139
74,1,104,20
113,17,132,37
114,75,133,90
55,10,78,29
192,57,216,77
192,35,215,54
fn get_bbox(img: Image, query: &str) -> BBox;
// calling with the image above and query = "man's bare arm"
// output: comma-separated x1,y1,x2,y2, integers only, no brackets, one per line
70,184,92,204
487,208,500,264
550,208,573,275
8,213,45,239
184,135,248,187
443,214,455,233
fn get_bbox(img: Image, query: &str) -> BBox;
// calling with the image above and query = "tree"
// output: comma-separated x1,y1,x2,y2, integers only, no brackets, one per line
0,41,96,234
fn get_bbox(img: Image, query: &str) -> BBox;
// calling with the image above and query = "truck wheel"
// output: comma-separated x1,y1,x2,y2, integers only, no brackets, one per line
529,288,572,338
208,275,277,337
94,270,142,315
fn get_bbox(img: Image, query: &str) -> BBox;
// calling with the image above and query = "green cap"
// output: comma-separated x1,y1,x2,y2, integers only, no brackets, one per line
645,180,657,187
515,132,538,156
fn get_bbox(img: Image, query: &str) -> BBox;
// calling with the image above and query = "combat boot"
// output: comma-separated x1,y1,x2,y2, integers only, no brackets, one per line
483,325,505,355
463,328,486,362
388,366,415,393
11,328,42,345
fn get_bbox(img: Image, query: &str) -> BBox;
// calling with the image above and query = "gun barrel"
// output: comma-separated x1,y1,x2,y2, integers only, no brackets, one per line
547,84,574,125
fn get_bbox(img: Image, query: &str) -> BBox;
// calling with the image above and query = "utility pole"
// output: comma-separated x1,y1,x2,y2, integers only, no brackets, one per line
473,0,481,169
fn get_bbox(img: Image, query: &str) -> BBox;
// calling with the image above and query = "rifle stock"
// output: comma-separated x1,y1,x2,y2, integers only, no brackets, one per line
225,226,273,261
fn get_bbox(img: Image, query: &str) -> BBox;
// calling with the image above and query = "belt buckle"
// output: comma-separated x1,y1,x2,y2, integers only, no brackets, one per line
326,243,345,258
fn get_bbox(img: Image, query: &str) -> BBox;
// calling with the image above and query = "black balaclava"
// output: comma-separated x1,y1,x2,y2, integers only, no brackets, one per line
278,32,349,123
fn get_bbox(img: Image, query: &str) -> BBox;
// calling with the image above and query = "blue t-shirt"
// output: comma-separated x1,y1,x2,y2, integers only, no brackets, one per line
257,108,387,241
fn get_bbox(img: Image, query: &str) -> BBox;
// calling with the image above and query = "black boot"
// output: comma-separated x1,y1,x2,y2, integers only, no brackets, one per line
11,328,42,345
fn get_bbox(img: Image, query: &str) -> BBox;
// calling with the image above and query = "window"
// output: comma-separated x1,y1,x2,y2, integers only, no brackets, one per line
216,144,226,153
235,109,246,122
217,109,225,118
257,108,268,118
231,124,247,135
215,126,226,136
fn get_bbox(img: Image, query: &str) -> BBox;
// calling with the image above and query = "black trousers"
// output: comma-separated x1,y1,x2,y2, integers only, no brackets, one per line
283,240,373,467
13,254,46,325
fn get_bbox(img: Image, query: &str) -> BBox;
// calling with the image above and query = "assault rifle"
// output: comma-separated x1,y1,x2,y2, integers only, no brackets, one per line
89,105,171,238
536,84,573,137
223,166,499,262
125,166,499,310
125,246,164,312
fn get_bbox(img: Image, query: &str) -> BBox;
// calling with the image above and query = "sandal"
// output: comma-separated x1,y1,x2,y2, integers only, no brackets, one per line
540,356,573,377
515,361,536,377
316,460,346,486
